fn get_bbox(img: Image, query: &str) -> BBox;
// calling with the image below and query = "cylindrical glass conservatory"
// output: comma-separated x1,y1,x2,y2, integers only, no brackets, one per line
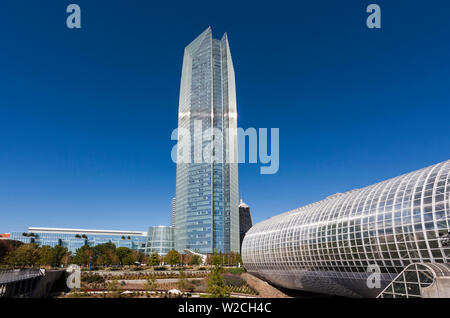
242,160,450,297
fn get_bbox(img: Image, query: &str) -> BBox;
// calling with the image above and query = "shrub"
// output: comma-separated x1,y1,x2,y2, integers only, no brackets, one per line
223,273,245,287
225,267,245,275
82,273,105,284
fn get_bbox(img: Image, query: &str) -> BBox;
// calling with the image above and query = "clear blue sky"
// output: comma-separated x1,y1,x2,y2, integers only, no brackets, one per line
1,0,449,233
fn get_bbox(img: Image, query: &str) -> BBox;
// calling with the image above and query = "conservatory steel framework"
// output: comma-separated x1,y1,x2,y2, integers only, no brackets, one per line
242,160,450,297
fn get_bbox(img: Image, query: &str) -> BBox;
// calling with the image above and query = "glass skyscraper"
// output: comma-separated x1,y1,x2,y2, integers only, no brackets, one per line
174,27,239,254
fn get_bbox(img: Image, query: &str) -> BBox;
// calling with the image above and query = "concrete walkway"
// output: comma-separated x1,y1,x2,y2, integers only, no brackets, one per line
109,278,201,284
241,273,290,298
91,270,209,276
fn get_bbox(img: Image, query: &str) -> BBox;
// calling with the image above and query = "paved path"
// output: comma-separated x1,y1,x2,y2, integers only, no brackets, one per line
241,273,290,298
91,270,209,276
108,278,201,283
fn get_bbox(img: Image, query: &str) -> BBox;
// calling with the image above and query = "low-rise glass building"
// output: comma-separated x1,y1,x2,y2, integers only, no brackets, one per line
10,227,147,254
145,226,174,256
242,160,450,297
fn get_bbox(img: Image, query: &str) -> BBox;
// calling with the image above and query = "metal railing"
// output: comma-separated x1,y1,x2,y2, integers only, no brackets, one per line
0,269,44,284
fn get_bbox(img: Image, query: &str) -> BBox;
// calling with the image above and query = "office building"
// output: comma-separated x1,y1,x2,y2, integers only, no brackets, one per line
239,199,253,252
174,27,239,253
171,197,176,227
9,227,147,254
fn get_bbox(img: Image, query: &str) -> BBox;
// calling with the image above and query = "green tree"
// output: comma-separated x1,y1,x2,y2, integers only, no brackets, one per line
36,245,69,267
206,265,230,298
96,249,120,266
216,252,243,266
148,252,160,266
38,245,55,266
73,245,93,266
164,249,181,266
135,251,146,263
122,254,136,265
61,252,73,266
93,242,119,265
116,247,135,265
209,250,222,266
7,243,40,267
0,240,23,264
189,254,202,266
52,245,68,267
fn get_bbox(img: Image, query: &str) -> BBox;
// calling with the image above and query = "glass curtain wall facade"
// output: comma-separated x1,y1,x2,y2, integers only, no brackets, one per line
145,226,174,256
171,197,176,227
174,27,239,254
10,227,147,254
239,199,253,252
242,160,450,297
